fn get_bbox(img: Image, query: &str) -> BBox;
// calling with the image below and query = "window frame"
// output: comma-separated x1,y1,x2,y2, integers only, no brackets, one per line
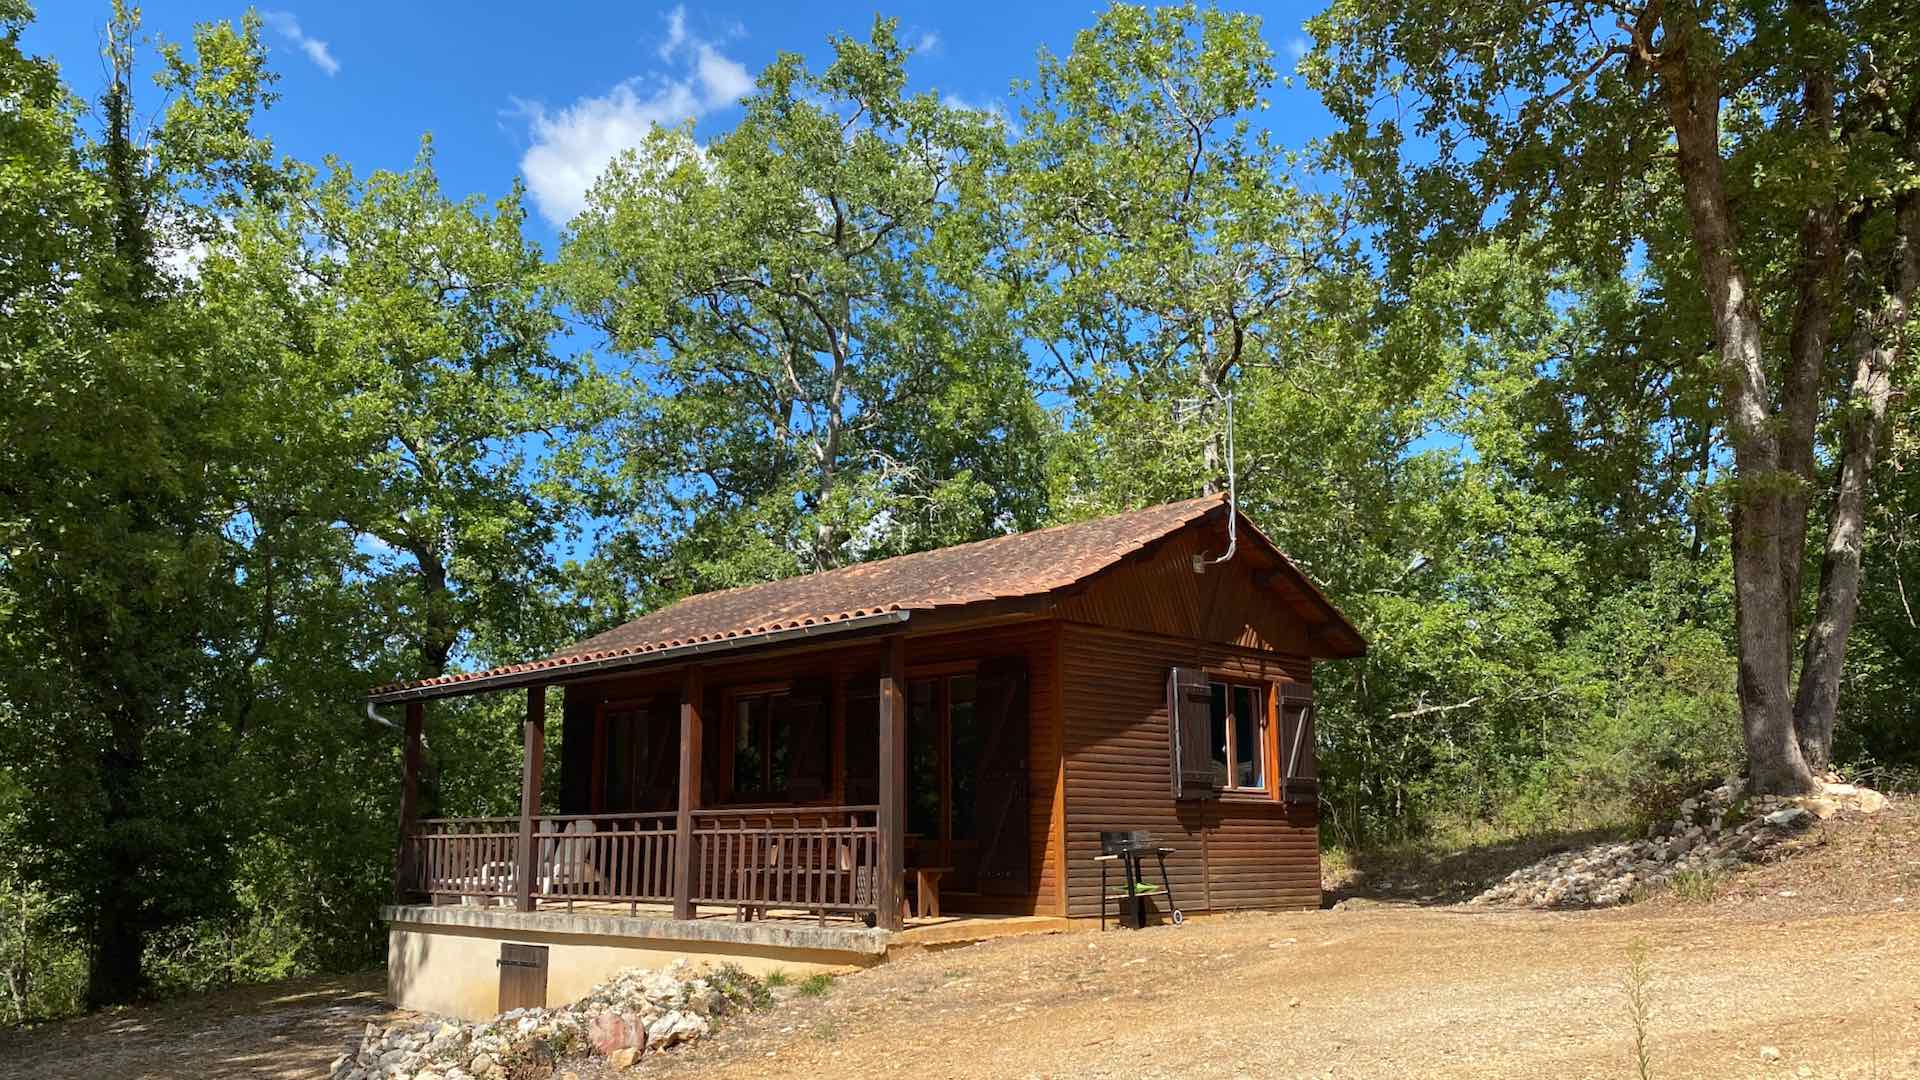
1205,677,1271,797
718,680,835,806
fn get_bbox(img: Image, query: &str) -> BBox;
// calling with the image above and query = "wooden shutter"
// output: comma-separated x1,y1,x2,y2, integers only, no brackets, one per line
1277,682,1318,804
1167,667,1218,801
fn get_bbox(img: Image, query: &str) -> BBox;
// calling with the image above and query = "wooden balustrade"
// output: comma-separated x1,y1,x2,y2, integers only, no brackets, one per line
527,812,676,907
406,816,520,903
402,807,880,923
689,805,882,922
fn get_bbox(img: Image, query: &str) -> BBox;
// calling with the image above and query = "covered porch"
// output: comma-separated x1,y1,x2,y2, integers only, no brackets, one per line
383,613,1050,941
387,633,924,932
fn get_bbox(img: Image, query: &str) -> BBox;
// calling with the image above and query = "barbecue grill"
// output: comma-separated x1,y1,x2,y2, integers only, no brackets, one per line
1095,830,1183,930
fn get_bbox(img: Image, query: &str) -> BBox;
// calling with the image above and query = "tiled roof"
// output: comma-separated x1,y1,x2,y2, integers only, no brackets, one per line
369,495,1339,701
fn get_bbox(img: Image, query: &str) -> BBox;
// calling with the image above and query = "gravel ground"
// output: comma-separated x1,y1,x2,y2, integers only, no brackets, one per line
5,807,1914,1080
0,972,402,1080
623,905,1919,1080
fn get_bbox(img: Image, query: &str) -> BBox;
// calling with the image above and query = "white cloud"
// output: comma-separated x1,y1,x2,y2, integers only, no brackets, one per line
516,5,750,227
261,11,340,76
1286,36,1310,60
915,31,941,54
942,93,1012,126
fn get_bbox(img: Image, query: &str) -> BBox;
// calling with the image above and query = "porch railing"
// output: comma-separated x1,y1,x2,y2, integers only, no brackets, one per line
402,812,677,910
407,816,519,903
400,805,881,923
690,805,881,921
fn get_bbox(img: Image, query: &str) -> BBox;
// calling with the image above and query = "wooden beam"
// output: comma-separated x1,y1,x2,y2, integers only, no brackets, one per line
514,685,546,914
877,636,907,931
673,665,704,920
394,700,425,901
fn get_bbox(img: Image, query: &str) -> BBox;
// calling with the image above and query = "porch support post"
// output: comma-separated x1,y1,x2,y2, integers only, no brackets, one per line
514,684,546,914
673,665,704,920
877,636,907,930
394,699,425,901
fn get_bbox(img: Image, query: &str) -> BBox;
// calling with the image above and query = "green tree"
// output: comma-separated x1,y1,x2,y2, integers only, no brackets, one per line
558,19,1046,598
0,2,311,1005
1308,0,1920,791
1012,3,1350,500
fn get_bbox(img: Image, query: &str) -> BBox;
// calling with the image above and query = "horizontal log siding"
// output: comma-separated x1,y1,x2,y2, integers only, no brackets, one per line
1058,623,1319,918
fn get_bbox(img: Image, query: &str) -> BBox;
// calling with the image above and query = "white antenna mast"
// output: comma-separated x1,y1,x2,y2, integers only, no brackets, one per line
1173,387,1237,572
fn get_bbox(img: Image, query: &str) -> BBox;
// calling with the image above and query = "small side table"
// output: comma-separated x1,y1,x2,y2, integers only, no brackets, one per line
911,866,954,919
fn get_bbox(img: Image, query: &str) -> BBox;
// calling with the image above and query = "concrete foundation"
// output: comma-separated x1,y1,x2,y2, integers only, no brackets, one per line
383,905,887,1021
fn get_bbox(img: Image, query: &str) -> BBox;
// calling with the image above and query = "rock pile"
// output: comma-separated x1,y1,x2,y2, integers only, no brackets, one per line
329,961,765,1080
1470,778,1890,909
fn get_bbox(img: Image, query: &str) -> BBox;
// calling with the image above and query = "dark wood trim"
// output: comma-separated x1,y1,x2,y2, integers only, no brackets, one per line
514,685,546,913
877,636,907,930
672,665,704,920
395,700,425,900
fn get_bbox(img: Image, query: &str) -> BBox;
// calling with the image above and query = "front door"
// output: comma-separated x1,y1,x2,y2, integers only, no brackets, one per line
906,659,1029,898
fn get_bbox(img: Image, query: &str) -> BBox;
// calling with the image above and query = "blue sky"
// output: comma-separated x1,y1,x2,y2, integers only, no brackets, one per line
24,1,1335,248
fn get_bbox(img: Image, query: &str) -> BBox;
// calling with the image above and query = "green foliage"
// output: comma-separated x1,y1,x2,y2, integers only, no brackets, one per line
1662,869,1726,904
558,18,1046,598
708,963,774,1009
795,973,835,997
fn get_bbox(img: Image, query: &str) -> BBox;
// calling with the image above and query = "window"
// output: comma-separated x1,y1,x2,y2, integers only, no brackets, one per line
728,687,830,802
733,694,774,798
1207,681,1267,792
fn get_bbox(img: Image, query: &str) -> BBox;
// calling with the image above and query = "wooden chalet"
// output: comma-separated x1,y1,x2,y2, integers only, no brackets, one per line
369,494,1364,1018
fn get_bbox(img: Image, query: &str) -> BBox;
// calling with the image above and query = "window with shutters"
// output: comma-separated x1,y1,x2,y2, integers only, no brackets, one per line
1207,680,1268,793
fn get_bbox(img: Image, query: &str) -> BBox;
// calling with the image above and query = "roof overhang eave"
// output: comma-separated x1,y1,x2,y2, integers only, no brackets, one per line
366,608,913,706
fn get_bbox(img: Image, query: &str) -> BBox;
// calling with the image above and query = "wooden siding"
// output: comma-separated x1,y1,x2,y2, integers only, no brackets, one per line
1057,622,1320,918
903,622,1062,917
1053,522,1324,656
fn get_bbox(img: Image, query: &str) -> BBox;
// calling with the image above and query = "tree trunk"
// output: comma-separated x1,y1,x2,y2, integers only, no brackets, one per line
1655,13,1820,794
1792,194,1917,772
86,710,149,1008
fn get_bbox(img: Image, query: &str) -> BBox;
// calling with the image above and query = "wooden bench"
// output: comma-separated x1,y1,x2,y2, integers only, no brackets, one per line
909,865,954,919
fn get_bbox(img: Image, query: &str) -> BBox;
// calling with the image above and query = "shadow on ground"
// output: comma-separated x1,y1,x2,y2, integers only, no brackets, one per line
1323,826,1632,908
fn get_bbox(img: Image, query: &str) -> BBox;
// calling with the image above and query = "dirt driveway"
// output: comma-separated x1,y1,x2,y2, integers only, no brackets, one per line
6,838,1916,1080
643,903,1920,1080
0,972,400,1080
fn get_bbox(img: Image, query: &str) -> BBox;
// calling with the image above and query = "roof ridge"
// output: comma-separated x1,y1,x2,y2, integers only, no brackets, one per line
635,493,1225,613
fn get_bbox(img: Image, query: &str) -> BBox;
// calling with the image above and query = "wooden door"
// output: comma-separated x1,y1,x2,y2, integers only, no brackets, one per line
903,663,1031,899
497,943,548,1012
971,659,1030,896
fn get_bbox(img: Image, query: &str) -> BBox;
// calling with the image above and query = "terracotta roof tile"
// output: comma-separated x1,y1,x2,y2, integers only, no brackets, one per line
370,495,1252,699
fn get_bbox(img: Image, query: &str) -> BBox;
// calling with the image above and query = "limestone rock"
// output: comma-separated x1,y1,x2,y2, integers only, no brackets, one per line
588,1011,647,1056
647,1009,710,1048
609,1046,641,1070
1802,797,1841,820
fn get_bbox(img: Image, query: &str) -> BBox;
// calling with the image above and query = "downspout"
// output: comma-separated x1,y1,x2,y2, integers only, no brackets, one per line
366,700,430,751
